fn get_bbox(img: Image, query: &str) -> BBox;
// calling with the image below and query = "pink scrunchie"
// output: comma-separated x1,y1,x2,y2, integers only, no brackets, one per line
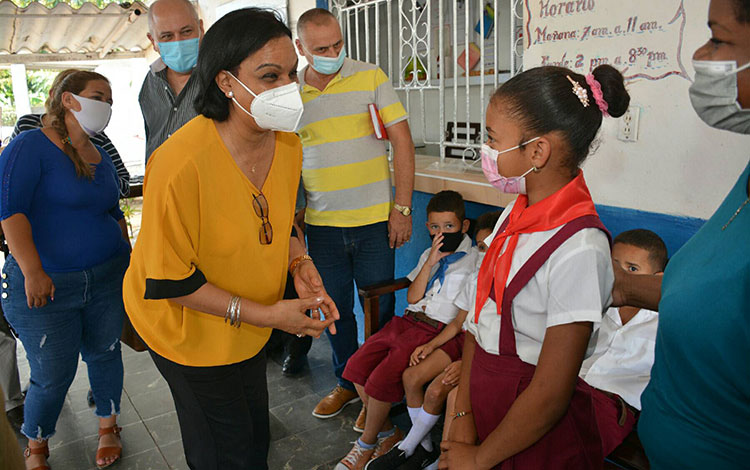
585,74,609,116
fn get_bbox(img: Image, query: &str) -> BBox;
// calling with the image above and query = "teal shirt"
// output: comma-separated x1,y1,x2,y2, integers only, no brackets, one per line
639,161,750,469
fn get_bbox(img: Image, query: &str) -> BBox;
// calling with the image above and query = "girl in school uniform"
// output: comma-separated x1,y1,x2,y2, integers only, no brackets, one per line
439,65,634,470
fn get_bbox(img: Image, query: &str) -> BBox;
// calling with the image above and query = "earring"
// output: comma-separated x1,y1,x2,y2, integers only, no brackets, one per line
226,91,234,98
532,166,540,173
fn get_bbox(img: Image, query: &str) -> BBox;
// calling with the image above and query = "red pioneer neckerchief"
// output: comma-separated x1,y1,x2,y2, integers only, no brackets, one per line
474,170,599,323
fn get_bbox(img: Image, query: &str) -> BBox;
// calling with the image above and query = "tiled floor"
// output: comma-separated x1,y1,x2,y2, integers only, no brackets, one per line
11,336,400,470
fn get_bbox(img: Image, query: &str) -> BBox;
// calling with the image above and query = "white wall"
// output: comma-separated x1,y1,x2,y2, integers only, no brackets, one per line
215,0,288,21
524,0,748,220
288,0,316,70
288,1,746,220
96,58,150,176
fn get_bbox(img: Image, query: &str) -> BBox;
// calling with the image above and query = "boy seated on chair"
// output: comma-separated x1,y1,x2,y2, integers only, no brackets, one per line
580,229,667,412
366,210,502,470
335,190,478,470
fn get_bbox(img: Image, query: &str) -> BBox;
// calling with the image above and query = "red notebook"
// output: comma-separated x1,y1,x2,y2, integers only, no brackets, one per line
368,103,388,140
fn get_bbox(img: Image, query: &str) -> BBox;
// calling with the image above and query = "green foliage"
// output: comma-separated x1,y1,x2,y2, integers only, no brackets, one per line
0,69,57,126
9,0,129,8
0,70,16,127
26,70,57,108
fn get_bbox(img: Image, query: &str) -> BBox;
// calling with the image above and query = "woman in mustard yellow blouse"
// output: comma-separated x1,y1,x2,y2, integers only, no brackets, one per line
122,9,338,470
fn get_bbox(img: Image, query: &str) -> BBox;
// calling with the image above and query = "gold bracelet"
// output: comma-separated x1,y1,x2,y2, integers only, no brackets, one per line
289,254,313,277
454,410,472,419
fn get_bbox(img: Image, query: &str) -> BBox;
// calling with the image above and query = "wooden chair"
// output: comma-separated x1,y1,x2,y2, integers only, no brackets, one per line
127,183,143,198
359,280,650,470
358,277,411,340
605,429,650,470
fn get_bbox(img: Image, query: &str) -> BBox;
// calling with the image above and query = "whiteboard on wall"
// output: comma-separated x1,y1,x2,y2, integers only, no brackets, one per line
524,0,688,80
521,0,748,220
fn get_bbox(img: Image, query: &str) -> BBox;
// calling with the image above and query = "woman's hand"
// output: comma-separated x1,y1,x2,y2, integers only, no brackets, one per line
611,260,629,308
442,360,462,386
409,343,435,366
272,296,337,338
24,268,55,308
611,261,663,311
293,261,339,334
438,441,481,470
294,259,323,298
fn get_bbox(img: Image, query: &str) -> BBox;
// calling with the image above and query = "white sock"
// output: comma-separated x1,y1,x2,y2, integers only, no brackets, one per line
398,408,440,456
407,406,420,424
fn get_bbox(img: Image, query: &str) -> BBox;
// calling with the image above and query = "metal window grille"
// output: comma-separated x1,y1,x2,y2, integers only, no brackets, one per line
328,0,524,169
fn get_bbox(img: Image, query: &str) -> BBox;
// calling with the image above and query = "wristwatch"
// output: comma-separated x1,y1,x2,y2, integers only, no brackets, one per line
393,203,412,217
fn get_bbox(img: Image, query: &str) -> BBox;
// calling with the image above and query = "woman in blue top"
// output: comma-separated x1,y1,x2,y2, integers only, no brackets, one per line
614,1,750,468
0,71,131,470
10,68,131,197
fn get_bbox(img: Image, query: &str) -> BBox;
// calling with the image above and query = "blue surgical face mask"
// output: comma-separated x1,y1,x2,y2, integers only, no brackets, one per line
308,47,346,75
158,37,200,73
689,59,750,134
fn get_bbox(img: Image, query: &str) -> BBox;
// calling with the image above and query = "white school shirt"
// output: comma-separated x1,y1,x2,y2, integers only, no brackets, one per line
406,234,478,325
579,307,658,410
462,200,613,366
453,251,482,312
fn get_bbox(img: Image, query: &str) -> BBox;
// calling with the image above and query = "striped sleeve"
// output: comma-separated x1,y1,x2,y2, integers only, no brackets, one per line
373,68,407,127
10,114,43,141
92,132,131,197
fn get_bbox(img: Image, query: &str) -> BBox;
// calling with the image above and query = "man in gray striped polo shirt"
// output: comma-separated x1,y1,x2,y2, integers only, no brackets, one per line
139,0,203,163
295,8,416,423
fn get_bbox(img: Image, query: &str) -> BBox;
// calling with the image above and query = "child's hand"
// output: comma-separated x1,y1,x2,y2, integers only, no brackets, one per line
409,343,435,366
441,360,462,386
439,441,480,470
446,414,477,445
427,233,451,267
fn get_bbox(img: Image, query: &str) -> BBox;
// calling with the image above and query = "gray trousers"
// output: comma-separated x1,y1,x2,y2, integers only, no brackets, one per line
0,315,23,412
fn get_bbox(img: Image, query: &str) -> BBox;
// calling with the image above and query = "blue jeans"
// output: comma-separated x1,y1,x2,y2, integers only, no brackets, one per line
1,253,128,440
306,222,395,390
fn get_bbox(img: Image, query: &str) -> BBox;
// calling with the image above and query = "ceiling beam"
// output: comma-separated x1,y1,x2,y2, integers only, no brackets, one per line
0,51,146,64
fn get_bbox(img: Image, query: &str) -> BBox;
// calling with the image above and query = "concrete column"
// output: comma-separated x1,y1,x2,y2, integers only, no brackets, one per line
10,64,31,117
289,0,317,37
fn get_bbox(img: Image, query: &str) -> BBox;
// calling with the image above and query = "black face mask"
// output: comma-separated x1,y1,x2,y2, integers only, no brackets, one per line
432,231,464,253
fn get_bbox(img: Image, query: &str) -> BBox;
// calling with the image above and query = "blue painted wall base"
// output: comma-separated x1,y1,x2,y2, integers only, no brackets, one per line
352,190,706,344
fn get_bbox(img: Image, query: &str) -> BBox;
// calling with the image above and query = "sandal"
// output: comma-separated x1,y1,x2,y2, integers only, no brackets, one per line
95,425,122,469
23,441,50,470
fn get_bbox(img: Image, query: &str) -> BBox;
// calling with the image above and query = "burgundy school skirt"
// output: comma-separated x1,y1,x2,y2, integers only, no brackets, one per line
469,345,635,469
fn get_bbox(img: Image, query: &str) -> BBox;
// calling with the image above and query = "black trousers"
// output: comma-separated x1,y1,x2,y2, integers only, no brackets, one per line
150,349,270,470
267,273,312,357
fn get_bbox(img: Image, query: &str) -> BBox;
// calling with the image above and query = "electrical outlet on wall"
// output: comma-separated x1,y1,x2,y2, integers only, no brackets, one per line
617,106,640,142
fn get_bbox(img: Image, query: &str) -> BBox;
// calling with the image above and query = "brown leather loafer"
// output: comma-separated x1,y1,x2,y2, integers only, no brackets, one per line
353,404,367,433
313,385,360,418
